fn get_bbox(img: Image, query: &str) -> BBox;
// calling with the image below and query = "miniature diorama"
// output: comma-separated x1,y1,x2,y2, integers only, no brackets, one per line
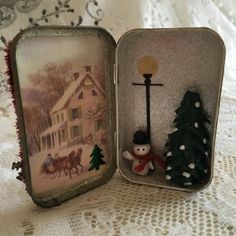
120,57,212,188
117,28,224,191
12,29,114,199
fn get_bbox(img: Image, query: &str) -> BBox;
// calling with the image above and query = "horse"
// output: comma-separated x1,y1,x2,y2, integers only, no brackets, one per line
64,148,83,179
53,153,68,178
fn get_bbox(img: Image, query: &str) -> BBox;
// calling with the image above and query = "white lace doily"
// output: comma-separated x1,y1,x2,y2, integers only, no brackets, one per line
0,0,236,235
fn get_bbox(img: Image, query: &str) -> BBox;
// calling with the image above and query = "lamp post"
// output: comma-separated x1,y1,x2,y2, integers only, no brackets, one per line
132,56,163,143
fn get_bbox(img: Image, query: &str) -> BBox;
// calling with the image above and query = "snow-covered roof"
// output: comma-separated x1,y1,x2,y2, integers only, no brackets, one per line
50,72,105,114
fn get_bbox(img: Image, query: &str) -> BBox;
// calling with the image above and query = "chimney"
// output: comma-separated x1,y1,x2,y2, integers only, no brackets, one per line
73,72,79,81
84,65,92,73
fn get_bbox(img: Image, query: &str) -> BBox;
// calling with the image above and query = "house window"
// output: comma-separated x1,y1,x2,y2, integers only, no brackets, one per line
70,124,82,138
73,126,79,137
78,91,83,100
92,89,97,96
71,108,78,119
70,107,82,120
94,119,105,132
57,114,60,123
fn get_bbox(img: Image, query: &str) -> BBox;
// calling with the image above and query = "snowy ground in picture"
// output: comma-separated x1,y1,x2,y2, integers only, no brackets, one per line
29,144,108,197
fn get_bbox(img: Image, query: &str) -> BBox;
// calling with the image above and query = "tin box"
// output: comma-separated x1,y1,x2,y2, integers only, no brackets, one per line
9,26,225,207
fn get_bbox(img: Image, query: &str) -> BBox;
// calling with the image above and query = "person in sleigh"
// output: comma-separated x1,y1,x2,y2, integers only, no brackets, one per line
122,130,165,176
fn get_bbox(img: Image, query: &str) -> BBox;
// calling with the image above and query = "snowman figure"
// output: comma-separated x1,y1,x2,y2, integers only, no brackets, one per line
122,130,165,176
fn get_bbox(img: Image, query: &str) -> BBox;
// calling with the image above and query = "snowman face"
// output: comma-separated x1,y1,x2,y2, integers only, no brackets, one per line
133,144,151,156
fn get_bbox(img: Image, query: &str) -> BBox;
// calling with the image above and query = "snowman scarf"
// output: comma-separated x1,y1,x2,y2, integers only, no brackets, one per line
132,152,165,173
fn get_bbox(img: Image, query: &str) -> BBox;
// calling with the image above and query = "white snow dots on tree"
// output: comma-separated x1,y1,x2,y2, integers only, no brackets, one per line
166,151,172,157
165,91,211,187
205,151,209,156
167,166,172,171
165,175,171,180
204,169,208,173
188,163,195,169
195,101,201,108
182,172,191,178
173,127,178,132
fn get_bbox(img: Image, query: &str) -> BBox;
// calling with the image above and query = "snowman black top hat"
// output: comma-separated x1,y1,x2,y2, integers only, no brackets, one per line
133,130,149,145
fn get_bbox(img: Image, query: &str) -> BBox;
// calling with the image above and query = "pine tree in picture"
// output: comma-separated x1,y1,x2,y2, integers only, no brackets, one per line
88,144,106,171
165,90,211,187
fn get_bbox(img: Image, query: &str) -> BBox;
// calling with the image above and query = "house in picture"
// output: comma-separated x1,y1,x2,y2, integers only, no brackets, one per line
40,66,106,151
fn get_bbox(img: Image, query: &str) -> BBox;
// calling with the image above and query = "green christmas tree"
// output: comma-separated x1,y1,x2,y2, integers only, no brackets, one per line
165,90,211,187
88,144,106,171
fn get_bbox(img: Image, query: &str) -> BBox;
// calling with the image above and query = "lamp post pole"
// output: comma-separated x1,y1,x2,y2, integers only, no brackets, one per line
132,73,163,143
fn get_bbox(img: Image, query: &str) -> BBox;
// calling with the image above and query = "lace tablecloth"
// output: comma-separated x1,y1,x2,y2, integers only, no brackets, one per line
0,0,236,235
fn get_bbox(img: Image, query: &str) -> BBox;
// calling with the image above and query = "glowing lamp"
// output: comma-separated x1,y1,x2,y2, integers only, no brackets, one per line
137,56,158,76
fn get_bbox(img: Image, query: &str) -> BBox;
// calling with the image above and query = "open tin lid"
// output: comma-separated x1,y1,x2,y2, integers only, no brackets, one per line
10,26,225,207
10,27,117,207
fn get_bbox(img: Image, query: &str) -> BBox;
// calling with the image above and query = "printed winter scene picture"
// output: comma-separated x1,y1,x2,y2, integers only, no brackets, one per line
16,35,109,197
